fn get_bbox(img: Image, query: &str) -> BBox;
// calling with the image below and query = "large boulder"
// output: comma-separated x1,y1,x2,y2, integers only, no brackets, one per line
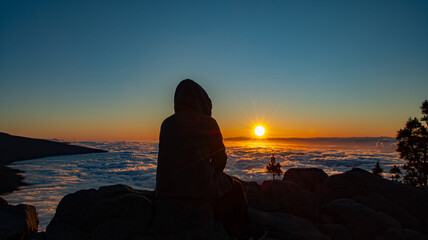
152,198,229,240
375,228,428,240
352,193,421,230
321,168,428,225
283,168,329,192
46,184,228,240
46,184,153,240
254,180,320,220
318,224,353,240
249,208,330,240
0,203,39,240
241,181,261,208
320,198,401,240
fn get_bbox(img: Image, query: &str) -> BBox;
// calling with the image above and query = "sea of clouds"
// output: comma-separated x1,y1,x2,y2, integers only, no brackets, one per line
2,137,403,230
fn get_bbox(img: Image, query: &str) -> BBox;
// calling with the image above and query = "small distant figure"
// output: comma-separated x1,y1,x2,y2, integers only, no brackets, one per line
266,154,283,180
389,165,402,182
372,161,383,178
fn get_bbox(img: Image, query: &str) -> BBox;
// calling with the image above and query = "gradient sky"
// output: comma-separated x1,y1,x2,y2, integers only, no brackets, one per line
1,0,427,140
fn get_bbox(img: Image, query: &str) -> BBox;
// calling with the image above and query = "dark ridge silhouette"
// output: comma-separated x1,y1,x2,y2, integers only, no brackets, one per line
0,132,107,165
0,132,107,194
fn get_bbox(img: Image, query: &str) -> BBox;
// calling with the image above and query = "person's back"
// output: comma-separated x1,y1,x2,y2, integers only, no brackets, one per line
156,111,232,199
155,79,232,200
155,79,266,239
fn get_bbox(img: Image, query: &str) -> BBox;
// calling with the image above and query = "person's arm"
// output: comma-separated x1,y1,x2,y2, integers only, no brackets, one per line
210,119,227,172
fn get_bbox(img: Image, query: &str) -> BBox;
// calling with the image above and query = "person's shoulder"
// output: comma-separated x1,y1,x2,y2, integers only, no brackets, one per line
161,114,176,127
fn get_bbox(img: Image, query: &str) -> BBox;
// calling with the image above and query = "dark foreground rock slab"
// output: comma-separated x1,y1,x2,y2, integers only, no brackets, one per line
46,184,153,240
376,228,428,240
153,198,228,240
0,203,39,240
244,180,320,220
46,184,229,240
283,168,329,192
320,198,401,240
249,208,330,240
27,168,428,240
243,168,428,240
321,168,428,222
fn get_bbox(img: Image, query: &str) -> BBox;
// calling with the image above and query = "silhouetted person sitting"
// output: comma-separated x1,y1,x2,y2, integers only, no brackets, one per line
155,79,255,238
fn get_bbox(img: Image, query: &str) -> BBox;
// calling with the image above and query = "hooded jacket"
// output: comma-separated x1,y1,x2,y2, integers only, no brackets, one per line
155,79,233,200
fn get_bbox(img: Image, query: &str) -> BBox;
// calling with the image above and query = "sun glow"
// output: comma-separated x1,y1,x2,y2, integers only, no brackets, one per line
254,126,265,137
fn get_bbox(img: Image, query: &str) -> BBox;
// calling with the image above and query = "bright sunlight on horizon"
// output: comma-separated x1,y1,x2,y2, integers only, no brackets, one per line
255,126,266,137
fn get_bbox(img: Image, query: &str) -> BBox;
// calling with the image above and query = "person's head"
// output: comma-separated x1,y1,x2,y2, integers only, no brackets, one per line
174,79,212,116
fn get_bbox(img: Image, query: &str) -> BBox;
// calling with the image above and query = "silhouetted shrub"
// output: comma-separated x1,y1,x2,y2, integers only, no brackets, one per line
266,154,282,180
389,165,401,182
372,161,383,178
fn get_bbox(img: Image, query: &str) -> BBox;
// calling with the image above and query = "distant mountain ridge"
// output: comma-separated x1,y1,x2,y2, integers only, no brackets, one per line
0,132,108,194
0,132,107,166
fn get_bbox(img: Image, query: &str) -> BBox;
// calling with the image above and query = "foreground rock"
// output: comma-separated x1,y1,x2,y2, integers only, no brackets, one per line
321,168,428,232
46,185,153,240
19,167,428,240
243,168,428,240
249,208,330,240
283,168,328,192
46,184,228,240
0,199,39,240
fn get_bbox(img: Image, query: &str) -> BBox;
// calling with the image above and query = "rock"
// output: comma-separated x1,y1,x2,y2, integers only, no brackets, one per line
91,193,153,230
0,196,7,206
0,203,39,240
375,228,428,240
91,219,146,240
30,231,47,240
352,193,421,230
257,180,320,220
248,207,330,240
46,221,90,240
283,168,329,192
321,168,428,224
320,198,401,240
318,224,353,240
46,184,153,240
152,197,229,240
98,184,141,198
242,181,261,208
47,188,102,232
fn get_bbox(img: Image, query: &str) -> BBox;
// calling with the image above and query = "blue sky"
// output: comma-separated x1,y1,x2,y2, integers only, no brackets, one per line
1,0,427,140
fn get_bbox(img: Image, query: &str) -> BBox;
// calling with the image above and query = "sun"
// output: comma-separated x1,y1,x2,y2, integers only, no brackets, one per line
254,126,265,137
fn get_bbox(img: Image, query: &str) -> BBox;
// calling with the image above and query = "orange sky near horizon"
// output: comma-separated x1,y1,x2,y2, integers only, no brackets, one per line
1,1,427,142
1,106,414,141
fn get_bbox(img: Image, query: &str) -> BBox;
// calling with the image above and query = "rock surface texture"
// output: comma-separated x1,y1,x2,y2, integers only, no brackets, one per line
4,168,428,239
243,168,428,240
0,200,39,240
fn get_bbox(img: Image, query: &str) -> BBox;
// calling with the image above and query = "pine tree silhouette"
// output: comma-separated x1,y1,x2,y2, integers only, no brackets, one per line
389,165,402,182
396,100,428,186
266,154,283,180
372,161,383,178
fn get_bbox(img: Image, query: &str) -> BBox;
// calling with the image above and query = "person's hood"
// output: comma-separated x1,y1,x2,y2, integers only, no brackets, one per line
174,79,212,116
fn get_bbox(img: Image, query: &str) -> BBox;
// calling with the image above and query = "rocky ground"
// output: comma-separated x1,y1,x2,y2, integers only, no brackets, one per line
1,168,427,240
